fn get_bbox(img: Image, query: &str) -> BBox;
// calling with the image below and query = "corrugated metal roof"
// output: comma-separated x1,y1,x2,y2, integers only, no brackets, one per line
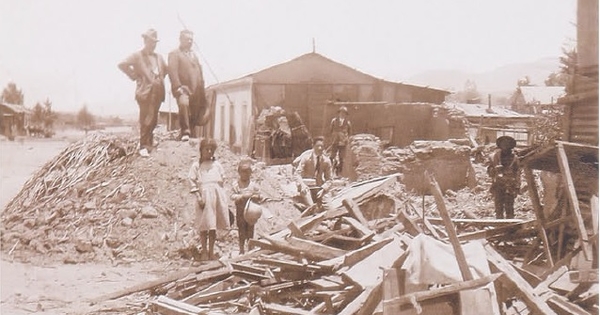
518,86,565,104
450,102,533,118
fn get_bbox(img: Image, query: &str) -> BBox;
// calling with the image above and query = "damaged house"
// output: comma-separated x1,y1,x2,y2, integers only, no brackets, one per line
205,52,450,155
509,86,566,115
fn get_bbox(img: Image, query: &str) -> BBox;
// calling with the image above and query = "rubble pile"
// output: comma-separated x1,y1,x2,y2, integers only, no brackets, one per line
0,133,303,264
91,173,596,315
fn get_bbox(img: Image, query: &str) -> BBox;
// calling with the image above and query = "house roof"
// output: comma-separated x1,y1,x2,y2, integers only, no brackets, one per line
0,102,29,114
450,102,533,119
518,86,565,105
210,52,449,94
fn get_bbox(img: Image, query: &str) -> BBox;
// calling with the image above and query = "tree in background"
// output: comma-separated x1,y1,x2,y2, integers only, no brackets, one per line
31,102,45,127
77,105,95,133
42,98,56,130
517,76,533,87
1,82,24,105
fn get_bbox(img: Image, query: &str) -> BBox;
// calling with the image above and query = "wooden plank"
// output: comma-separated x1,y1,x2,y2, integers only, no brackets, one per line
261,302,313,315
524,166,555,266
342,238,404,288
456,220,537,242
568,269,599,283
397,207,423,236
317,237,394,269
382,273,501,310
382,268,402,315
326,174,399,218
253,257,324,273
152,295,207,315
286,236,347,259
342,216,375,238
186,284,251,305
547,294,592,315
534,266,569,296
427,172,473,281
426,217,524,227
343,198,370,227
288,221,305,238
89,261,224,304
338,283,382,315
484,244,558,315
556,142,591,260
255,234,344,261
323,234,369,250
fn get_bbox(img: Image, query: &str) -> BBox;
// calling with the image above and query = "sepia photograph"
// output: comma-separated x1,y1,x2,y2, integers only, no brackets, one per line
0,1,597,314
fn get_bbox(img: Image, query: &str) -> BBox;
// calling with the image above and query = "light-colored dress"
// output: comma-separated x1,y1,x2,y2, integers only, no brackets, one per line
188,160,230,231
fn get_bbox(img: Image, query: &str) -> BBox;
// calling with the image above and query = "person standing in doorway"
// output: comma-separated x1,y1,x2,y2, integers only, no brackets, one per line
487,136,521,219
329,106,352,175
168,30,210,141
118,29,167,157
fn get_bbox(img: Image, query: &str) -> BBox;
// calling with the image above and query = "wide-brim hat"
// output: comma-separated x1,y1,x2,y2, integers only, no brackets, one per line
338,106,348,113
496,136,516,149
141,29,159,42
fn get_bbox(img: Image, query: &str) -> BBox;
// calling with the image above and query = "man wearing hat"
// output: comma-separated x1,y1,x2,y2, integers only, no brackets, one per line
167,30,210,141
487,136,521,219
118,29,167,157
329,106,352,176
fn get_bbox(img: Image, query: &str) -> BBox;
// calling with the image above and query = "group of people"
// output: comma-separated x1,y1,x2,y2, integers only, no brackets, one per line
118,28,209,157
119,29,521,260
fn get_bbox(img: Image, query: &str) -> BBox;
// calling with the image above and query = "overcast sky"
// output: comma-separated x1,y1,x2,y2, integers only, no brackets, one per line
0,0,576,117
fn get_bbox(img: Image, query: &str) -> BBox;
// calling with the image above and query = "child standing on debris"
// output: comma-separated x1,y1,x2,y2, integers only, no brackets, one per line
188,138,230,260
231,159,262,254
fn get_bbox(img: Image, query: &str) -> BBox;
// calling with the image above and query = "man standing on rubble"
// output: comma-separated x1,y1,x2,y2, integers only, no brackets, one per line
487,136,521,219
295,136,333,207
329,106,352,176
168,30,210,141
118,29,167,157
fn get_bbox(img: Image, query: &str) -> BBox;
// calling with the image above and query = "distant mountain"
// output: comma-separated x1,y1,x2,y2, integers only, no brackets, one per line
409,57,562,97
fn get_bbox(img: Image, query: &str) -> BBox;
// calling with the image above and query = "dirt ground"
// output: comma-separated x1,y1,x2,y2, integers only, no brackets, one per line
0,130,183,315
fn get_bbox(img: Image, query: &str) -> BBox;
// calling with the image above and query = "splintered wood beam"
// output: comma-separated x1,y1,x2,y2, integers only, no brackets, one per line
341,216,374,238
484,244,558,315
343,198,370,227
455,220,537,242
556,142,591,260
152,295,208,315
285,236,347,259
185,284,251,306
427,172,473,281
253,257,324,273
534,266,569,296
382,273,501,310
426,217,524,226
260,302,314,315
338,283,383,315
546,294,591,315
524,166,555,267
397,207,423,236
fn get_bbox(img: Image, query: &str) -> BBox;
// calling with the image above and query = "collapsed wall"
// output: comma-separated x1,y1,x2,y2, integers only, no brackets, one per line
383,140,476,194
344,134,476,194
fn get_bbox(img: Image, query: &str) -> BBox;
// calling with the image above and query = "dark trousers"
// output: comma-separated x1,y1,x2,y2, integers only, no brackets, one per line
330,145,346,174
493,192,515,219
177,88,207,137
137,97,161,150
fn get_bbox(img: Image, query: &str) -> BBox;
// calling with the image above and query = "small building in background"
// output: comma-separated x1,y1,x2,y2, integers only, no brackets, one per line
450,102,534,147
0,102,29,139
509,86,566,114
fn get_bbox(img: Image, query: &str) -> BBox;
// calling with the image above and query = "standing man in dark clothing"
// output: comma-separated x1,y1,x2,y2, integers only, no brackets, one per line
487,136,521,219
329,106,352,175
168,30,209,141
118,29,167,157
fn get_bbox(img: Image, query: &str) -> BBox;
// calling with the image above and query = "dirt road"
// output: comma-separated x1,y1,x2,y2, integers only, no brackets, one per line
0,131,175,314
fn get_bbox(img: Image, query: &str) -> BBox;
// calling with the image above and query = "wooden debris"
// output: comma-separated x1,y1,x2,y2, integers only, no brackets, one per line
151,295,208,315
